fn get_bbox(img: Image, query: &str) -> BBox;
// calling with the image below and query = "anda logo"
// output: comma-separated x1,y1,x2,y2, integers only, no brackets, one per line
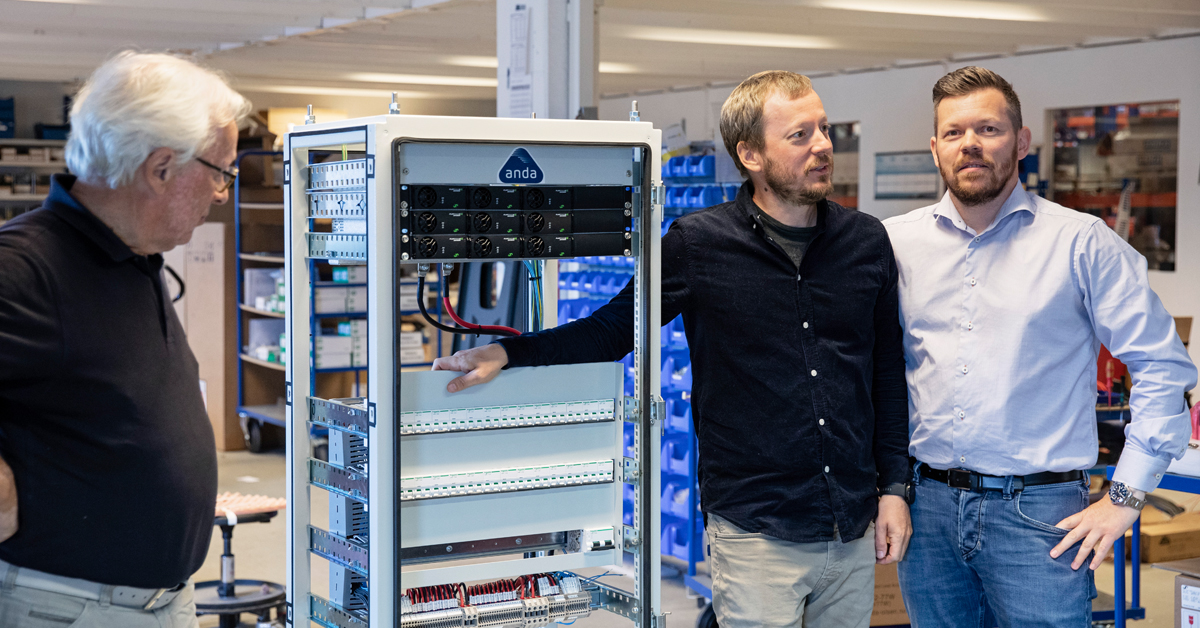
498,148,543,184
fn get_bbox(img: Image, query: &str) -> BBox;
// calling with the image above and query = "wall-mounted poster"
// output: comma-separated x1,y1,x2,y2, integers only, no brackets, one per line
875,151,940,200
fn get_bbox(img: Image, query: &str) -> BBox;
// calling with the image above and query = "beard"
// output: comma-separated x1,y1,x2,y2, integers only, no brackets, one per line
941,143,1018,207
763,153,833,206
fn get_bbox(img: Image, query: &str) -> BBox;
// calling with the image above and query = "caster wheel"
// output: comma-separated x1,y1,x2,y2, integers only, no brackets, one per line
245,419,264,453
696,603,717,628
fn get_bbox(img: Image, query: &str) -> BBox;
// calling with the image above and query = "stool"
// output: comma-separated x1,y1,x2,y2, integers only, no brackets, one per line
195,493,287,628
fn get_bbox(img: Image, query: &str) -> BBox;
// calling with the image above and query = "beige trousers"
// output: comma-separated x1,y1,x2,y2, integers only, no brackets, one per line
709,513,876,628
0,570,197,628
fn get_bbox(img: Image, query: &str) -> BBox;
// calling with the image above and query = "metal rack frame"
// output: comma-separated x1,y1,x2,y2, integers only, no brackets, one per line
284,114,664,628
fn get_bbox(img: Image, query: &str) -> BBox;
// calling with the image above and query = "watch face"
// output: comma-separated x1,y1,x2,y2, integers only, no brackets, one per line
1109,482,1130,504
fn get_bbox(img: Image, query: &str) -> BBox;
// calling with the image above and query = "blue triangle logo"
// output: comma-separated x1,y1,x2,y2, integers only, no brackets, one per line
498,148,543,183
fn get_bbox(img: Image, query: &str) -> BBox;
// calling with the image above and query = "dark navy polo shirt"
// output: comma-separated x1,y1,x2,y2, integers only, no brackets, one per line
0,174,216,587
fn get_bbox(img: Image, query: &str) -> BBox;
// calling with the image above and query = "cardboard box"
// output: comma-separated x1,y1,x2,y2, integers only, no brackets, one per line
1177,573,1200,628
1141,513,1200,564
314,286,349,313
346,287,368,313
870,563,910,627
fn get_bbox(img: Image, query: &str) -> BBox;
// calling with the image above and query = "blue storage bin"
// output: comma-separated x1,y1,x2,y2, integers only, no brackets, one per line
724,184,740,202
669,156,690,178
700,186,725,207
661,524,692,561
666,186,688,209
665,399,691,434
668,358,692,392
683,186,705,209
668,317,687,350
662,439,690,476
688,155,715,178
662,482,690,519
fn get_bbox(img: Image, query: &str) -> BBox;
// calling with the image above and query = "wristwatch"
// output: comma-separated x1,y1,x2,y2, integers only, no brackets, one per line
880,482,915,505
1108,481,1147,511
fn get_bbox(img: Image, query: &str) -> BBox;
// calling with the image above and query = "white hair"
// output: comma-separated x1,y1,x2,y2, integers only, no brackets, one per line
65,51,252,189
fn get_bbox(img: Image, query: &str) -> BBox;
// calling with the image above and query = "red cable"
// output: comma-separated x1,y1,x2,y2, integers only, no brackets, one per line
441,296,522,337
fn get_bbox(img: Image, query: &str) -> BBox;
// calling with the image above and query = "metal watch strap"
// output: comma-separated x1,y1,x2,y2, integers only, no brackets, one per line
1109,481,1147,511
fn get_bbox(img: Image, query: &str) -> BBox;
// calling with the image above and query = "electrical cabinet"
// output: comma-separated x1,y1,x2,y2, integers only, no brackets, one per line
283,113,664,628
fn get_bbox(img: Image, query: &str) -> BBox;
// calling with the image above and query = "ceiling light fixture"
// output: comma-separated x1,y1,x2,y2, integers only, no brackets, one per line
344,72,497,87
442,55,500,68
611,25,839,49
599,62,641,74
809,0,1049,22
241,85,435,99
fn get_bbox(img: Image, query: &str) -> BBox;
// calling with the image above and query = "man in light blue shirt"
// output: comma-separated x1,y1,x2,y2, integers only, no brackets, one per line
884,66,1196,628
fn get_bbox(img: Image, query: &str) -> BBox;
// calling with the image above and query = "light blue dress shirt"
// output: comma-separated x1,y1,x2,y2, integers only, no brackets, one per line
884,186,1196,492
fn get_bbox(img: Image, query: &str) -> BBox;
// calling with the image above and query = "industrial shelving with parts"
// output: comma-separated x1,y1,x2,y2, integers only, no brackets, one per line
0,138,67,226
283,111,665,628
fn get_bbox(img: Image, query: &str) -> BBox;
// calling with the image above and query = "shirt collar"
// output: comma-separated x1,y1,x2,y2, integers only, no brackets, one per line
931,184,1035,235
45,174,138,263
735,180,828,236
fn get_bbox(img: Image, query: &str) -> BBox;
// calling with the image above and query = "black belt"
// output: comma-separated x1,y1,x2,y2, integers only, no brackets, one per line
918,465,1084,492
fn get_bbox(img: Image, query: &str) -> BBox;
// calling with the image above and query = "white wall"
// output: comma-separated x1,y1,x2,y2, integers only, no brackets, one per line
601,36,1200,372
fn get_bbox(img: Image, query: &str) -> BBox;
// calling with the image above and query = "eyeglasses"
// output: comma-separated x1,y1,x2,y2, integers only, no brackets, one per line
195,157,239,193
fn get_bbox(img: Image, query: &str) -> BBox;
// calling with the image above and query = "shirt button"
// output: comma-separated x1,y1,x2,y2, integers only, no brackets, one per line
824,466,830,473
803,322,809,328
960,456,966,463
819,419,825,426
811,369,818,377
961,366,969,374
974,237,980,242
967,322,974,330
797,275,802,282
970,278,977,286
958,411,965,419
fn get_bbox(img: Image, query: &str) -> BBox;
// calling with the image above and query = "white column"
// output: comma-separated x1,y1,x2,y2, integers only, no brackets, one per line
497,0,596,120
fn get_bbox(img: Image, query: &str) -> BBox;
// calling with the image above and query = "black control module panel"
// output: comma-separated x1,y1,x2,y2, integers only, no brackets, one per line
399,184,633,260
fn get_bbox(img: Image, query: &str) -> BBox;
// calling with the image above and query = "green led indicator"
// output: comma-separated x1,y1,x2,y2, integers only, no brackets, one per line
454,253,461,257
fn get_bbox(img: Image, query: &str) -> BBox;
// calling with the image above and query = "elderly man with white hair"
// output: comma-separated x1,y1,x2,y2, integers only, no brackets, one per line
0,51,250,627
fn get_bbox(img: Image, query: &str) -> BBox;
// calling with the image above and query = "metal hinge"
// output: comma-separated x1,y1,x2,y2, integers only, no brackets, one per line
285,382,293,406
650,184,667,207
622,457,639,483
649,397,664,428
365,156,375,178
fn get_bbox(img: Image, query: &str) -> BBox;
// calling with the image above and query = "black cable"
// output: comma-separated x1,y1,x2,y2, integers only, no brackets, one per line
164,264,185,303
416,274,468,335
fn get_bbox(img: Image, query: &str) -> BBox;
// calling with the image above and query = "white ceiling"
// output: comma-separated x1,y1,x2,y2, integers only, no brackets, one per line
3,0,1199,102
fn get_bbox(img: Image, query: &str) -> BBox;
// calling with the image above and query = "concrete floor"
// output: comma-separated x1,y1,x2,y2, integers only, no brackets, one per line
195,450,1181,628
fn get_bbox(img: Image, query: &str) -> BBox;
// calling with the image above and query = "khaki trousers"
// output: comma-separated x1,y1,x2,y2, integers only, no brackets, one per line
709,513,876,628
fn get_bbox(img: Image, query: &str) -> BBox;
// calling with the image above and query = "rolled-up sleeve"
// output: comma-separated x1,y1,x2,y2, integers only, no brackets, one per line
1076,221,1197,492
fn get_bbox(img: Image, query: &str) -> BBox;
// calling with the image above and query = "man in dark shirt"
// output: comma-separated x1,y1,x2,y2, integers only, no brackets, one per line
0,51,249,627
434,71,911,628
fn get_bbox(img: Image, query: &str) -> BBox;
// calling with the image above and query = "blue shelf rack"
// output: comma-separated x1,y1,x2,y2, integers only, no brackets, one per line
558,216,709,598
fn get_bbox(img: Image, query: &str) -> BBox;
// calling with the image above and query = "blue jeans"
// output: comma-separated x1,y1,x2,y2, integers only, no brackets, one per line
897,467,1097,628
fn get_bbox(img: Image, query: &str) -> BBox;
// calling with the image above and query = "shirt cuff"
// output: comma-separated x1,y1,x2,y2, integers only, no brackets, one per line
1112,445,1171,493
493,337,531,369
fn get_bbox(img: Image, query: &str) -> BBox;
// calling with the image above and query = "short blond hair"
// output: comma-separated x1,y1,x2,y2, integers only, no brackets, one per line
720,71,813,179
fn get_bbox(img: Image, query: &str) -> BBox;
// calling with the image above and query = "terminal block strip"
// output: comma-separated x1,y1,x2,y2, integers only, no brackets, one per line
400,594,591,628
400,460,614,501
311,397,368,435
400,399,617,435
311,526,369,575
311,459,369,501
